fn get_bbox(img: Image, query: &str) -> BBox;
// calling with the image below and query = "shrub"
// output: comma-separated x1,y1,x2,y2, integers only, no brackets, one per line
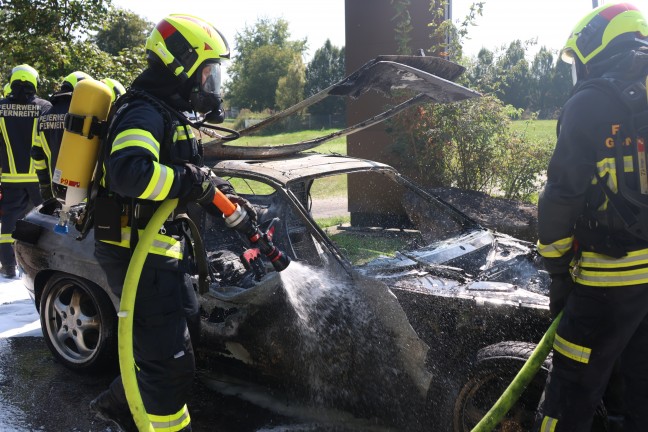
498,124,554,202
389,96,552,203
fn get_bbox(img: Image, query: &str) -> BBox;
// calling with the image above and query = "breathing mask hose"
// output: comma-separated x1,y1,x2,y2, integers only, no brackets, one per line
470,312,563,432
212,189,291,271
118,198,178,432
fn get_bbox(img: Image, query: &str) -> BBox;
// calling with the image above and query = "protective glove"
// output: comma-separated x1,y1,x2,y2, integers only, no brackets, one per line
217,185,258,224
549,273,574,318
184,164,257,222
39,183,54,201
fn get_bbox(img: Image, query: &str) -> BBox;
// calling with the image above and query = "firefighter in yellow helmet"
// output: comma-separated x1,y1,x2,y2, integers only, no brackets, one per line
32,71,92,201
89,14,254,432
100,77,126,103
0,65,51,278
535,3,648,431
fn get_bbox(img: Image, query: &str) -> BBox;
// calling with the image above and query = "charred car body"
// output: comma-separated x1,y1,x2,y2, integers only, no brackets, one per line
14,56,559,431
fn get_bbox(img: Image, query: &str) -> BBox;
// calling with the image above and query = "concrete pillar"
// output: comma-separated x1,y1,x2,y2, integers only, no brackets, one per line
344,0,441,226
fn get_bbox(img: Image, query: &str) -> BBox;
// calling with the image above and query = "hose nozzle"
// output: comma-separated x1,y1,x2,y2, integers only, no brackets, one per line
216,190,291,272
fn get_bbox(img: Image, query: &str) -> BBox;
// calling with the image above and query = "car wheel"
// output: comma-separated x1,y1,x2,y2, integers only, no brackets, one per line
453,341,551,432
453,341,608,432
40,273,117,373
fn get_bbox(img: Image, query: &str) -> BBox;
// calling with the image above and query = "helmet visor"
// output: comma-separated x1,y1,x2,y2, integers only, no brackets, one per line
200,62,222,96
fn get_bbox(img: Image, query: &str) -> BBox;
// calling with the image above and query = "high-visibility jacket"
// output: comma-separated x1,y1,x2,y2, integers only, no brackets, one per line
97,88,201,432
100,93,203,263
31,91,71,185
537,75,648,287
0,95,51,185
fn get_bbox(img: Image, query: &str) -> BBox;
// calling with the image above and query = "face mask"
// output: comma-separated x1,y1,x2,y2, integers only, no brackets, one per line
189,62,224,123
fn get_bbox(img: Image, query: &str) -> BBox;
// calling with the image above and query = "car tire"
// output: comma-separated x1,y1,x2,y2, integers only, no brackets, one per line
40,273,117,373
453,341,608,432
453,341,550,432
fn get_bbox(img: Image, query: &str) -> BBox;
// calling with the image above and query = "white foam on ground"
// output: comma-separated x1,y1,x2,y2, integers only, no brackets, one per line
0,276,42,338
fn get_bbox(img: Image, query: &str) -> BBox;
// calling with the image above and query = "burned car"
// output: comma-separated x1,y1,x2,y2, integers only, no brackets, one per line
13,56,557,431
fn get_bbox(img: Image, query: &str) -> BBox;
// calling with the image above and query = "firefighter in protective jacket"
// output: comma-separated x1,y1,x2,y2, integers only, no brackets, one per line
88,14,254,432
535,3,648,431
0,64,51,278
32,71,92,201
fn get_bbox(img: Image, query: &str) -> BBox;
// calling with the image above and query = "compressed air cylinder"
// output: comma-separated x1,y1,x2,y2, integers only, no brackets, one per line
52,79,113,211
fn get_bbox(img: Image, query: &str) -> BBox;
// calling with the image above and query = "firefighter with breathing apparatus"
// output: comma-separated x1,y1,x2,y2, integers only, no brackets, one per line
535,3,648,431
32,71,92,201
86,14,260,432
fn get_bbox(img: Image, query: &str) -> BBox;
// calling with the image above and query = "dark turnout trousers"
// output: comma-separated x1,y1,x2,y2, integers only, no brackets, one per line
536,283,648,431
0,184,41,268
94,242,196,431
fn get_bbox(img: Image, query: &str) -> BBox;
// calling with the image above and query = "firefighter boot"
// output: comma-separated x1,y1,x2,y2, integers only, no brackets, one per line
0,265,16,279
89,389,137,432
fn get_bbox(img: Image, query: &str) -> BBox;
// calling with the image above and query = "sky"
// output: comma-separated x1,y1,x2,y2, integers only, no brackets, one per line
111,0,648,65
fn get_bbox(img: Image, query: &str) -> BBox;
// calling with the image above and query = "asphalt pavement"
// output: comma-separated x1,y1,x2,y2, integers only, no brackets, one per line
0,337,297,432
0,336,396,432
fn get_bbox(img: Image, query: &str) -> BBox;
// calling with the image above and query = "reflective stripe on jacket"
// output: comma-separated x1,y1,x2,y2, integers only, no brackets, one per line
0,96,51,184
101,227,183,260
100,96,201,262
537,77,648,280
32,93,70,185
573,248,648,286
110,128,175,201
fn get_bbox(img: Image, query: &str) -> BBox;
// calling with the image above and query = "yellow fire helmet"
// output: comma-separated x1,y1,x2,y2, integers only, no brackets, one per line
101,77,126,102
145,14,230,82
3,82,10,97
10,64,39,91
562,2,648,65
62,71,92,91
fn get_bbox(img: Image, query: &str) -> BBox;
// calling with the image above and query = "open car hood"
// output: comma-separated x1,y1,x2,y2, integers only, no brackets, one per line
202,55,480,160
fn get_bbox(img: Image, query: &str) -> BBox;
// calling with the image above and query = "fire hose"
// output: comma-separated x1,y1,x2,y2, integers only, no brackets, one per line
119,190,291,430
118,198,178,431
470,312,563,432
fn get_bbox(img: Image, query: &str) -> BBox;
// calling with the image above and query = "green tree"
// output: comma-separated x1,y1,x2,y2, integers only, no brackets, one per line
1,0,109,42
94,7,153,55
546,59,572,117
0,0,147,97
495,40,531,109
0,0,108,74
529,47,555,115
275,54,306,111
226,18,307,111
463,47,500,95
304,39,345,116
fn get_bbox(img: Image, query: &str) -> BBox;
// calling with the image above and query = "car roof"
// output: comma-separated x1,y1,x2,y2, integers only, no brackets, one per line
212,152,394,186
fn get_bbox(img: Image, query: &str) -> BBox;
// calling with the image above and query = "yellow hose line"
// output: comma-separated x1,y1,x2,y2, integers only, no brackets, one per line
118,198,178,432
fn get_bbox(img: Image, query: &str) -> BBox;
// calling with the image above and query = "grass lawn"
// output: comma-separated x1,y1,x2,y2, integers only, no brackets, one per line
221,129,347,155
224,121,557,200
511,119,557,143
326,230,409,266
